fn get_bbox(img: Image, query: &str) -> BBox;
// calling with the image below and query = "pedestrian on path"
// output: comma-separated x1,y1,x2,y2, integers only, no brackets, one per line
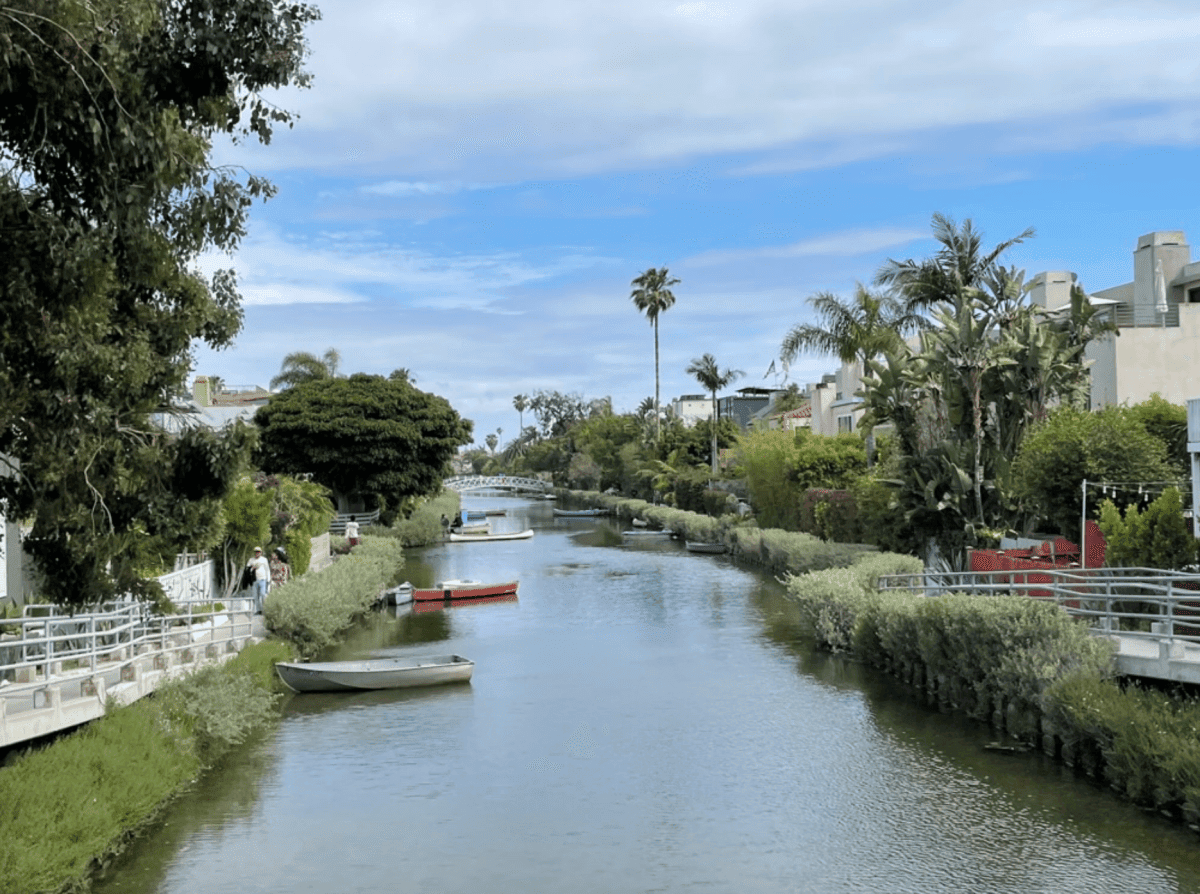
270,547,292,587
247,547,271,614
345,515,360,547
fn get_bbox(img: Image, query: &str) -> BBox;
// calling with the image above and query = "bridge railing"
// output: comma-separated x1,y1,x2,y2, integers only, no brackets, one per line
876,567,1200,649
444,475,550,493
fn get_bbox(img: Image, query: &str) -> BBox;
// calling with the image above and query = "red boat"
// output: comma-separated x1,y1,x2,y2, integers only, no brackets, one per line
412,593,519,614
404,579,520,603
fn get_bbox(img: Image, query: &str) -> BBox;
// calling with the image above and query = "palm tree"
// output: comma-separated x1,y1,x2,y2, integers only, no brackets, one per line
485,432,498,454
874,213,1034,315
686,353,744,474
873,215,1035,519
630,267,680,442
780,283,924,463
513,394,528,432
270,348,341,390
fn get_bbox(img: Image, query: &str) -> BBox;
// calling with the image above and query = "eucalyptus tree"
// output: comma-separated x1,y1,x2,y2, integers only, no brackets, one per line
686,354,744,474
0,0,318,608
630,267,680,442
271,348,342,390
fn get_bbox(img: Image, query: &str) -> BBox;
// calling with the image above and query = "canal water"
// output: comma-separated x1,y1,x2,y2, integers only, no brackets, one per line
94,497,1200,894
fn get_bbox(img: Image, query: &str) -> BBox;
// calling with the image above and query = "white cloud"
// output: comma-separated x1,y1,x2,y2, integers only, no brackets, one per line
224,0,1200,180
684,226,926,267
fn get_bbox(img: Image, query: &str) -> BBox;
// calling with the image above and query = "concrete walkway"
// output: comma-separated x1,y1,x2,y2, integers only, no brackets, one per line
1,611,264,748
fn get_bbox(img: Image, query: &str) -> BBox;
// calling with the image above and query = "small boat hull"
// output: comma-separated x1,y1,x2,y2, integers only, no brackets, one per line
410,579,519,603
275,655,474,692
553,508,609,517
448,529,534,542
413,593,519,613
685,542,727,554
622,529,673,538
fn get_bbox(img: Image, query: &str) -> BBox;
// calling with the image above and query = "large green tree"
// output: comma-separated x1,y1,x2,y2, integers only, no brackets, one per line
630,267,679,442
685,353,743,474
0,0,317,607
254,374,473,512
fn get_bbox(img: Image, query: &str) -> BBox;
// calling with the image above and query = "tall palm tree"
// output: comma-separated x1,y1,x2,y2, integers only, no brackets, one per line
630,267,680,442
513,394,528,432
780,283,924,464
270,348,341,390
686,353,744,474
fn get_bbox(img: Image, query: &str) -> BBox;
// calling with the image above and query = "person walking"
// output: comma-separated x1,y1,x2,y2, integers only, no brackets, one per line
345,515,360,547
247,546,271,614
270,547,292,588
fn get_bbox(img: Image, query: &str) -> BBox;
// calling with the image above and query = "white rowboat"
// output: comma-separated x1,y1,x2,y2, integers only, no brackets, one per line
448,528,535,542
275,655,474,692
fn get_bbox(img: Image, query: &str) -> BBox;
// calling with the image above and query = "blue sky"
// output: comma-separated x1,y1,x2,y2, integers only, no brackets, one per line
193,0,1200,447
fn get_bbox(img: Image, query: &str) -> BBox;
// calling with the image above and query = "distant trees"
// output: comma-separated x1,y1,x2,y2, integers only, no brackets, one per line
255,374,472,514
514,394,529,432
630,267,680,442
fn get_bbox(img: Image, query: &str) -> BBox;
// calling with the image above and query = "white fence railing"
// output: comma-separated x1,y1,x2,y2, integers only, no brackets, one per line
0,600,253,685
877,566,1200,653
0,558,262,746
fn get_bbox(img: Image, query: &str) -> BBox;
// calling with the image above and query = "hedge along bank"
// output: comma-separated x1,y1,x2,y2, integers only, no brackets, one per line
0,533,410,894
565,489,881,577
787,567,1200,835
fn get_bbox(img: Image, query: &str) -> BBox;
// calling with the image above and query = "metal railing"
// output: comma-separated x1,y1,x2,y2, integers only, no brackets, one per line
0,599,255,686
877,566,1200,649
329,510,380,535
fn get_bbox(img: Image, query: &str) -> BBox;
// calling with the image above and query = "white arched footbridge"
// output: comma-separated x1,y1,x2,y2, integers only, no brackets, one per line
444,475,551,494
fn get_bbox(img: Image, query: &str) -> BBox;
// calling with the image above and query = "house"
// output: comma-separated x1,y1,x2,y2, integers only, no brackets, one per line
151,377,273,434
1029,231,1200,409
669,394,712,427
769,403,812,431
719,387,778,431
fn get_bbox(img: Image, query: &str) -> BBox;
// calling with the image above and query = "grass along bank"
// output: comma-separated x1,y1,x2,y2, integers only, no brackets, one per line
787,567,1200,835
0,515,422,893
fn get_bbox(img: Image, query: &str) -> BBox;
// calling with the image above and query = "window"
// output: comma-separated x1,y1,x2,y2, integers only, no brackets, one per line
837,415,853,433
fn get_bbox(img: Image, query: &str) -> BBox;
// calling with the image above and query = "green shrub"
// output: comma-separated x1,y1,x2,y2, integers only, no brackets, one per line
800,488,861,542
1045,676,1200,814
154,665,281,763
384,491,459,547
265,535,404,657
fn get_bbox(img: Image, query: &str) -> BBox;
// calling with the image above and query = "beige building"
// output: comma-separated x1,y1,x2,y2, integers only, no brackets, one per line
1029,230,1200,409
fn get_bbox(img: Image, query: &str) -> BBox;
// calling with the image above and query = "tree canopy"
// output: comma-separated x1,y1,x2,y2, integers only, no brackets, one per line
254,374,473,512
0,0,318,607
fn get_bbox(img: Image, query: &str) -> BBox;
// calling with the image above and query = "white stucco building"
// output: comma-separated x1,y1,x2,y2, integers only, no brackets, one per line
669,394,712,427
